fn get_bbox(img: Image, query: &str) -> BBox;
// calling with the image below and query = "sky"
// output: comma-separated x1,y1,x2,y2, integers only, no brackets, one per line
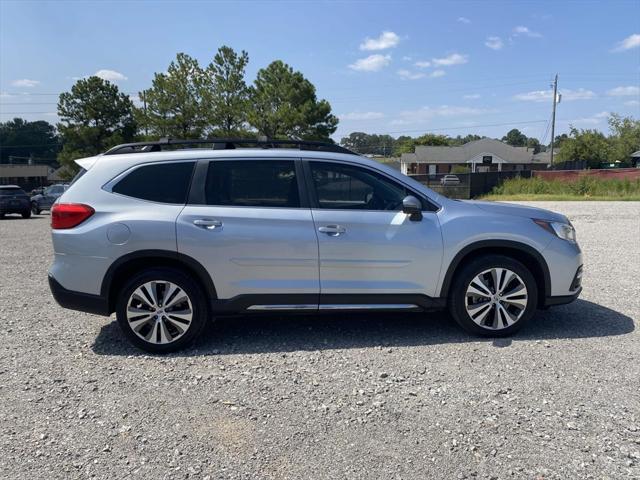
1,0,639,143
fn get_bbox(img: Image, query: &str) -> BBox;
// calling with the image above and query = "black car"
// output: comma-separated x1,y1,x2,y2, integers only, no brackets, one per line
0,185,31,218
31,184,68,215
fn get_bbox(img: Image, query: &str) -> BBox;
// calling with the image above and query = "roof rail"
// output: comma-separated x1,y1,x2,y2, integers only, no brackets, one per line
103,138,355,156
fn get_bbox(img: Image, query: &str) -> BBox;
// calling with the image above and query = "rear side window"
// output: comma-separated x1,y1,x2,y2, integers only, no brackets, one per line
112,162,195,204
205,160,299,208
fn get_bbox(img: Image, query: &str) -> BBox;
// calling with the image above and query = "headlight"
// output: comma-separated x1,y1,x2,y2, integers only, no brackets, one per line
533,219,576,243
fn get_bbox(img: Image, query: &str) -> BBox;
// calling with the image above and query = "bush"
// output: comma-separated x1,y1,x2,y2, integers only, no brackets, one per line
489,175,640,199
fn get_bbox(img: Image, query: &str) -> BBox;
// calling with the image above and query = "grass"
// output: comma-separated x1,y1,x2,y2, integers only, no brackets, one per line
481,176,640,201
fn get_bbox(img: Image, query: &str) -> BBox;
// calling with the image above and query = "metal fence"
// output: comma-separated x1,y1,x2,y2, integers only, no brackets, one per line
409,171,532,199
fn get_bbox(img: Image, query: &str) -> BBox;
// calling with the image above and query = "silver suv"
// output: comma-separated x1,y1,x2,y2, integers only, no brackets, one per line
48,139,582,353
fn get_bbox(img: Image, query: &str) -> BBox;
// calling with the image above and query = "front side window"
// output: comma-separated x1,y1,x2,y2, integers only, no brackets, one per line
112,161,195,204
310,162,409,211
205,160,299,208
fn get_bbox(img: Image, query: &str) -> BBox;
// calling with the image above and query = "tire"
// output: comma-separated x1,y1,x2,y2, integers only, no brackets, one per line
22,209,31,219
115,268,209,353
448,254,538,337
31,202,40,215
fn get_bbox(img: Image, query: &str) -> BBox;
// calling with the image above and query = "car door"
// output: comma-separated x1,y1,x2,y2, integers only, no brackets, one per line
305,160,443,301
176,158,320,306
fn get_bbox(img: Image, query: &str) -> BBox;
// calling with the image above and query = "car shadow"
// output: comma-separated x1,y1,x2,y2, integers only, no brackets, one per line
91,299,636,357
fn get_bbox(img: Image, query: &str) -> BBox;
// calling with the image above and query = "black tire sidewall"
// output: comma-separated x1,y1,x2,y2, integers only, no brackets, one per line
448,255,538,337
115,268,209,353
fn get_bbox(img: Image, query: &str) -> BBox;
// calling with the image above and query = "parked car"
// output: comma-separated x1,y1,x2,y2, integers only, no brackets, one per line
440,174,461,186
31,184,69,214
48,139,582,353
0,185,31,218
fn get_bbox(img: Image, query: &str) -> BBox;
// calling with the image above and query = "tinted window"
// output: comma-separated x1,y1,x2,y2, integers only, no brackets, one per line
113,162,195,204
310,162,408,211
0,188,26,196
205,160,299,208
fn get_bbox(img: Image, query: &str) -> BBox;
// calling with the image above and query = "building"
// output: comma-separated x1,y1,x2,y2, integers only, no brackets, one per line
400,138,551,175
631,150,640,168
0,164,63,191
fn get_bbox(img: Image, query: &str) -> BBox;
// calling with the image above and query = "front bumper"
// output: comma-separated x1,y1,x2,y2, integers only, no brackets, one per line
48,274,110,316
544,286,582,308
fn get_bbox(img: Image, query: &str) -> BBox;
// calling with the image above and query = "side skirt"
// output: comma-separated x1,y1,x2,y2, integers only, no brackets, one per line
210,293,446,314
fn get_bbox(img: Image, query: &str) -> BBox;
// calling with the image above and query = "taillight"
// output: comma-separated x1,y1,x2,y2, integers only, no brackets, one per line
51,203,95,229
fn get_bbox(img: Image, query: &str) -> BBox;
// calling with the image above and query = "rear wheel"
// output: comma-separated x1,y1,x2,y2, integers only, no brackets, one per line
448,255,538,337
22,209,31,219
115,268,209,353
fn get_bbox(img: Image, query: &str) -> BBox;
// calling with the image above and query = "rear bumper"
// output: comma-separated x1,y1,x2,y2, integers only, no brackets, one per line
543,286,582,308
48,274,110,316
0,202,30,213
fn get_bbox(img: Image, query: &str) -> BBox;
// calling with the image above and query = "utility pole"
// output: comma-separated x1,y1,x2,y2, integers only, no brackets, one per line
549,74,558,167
142,91,149,137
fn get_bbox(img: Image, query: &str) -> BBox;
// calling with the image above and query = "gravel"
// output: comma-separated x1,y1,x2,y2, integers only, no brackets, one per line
0,201,639,479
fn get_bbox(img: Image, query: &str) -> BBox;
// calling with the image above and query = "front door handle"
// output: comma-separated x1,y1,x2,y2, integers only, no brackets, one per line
318,225,346,236
193,219,223,230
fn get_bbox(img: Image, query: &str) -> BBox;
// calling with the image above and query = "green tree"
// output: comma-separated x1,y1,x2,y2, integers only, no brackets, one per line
57,76,136,173
0,118,59,164
526,137,542,153
137,53,206,139
248,60,338,140
340,132,396,155
449,134,483,146
395,133,450,155
203,46,251,136
557,127,610,168
502,128,528,147
608,114,640,166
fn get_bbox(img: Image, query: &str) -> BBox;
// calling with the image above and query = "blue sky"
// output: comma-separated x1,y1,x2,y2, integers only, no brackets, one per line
1,0,639,142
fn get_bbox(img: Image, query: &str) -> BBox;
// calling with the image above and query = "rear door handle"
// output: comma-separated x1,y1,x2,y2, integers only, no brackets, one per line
193,219,223,230
318,225,346,236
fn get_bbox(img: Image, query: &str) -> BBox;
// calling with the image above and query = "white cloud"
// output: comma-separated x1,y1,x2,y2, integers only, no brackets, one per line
430,70,446,78
513,26,542,38
391,105,489,126
397,69,426,80
94,69,127,82
457,17,471,24
612,33,640,52
606,85,640,97
432,53,468,67
359,31,400,51
11,79,40,88
349,54,392,72
485,36,504,50
624,99,640,107
339,111,385,121
570,111,609,125
0,91,15,99
463,94,481,99
414,60,431,68
514,88,595,102
402,56,413,61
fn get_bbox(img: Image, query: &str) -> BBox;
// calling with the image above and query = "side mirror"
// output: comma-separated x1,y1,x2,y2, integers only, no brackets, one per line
402,195,423,221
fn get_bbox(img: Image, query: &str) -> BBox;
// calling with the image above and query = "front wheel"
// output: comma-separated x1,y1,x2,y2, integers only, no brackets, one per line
448,255,538,337
31,202,40,215
115,268,209,353
22,209,31,219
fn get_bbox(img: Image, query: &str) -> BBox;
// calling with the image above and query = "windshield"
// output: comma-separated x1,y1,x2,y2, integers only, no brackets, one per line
0,188,26,196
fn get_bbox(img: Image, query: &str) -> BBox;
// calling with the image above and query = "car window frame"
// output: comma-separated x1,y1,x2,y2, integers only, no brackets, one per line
103,159,197,205
302,159,438,213
187,158,309,209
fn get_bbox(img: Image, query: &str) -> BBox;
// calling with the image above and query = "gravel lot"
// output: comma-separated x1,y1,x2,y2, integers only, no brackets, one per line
1,201,639,480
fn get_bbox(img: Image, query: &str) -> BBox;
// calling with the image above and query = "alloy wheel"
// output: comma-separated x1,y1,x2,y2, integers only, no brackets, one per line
126,281,193,344
465,268,528,330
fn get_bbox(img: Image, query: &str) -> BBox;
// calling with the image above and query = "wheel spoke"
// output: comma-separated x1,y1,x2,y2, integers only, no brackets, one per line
164,316,190,332
129,314,154,331
164,292,188,309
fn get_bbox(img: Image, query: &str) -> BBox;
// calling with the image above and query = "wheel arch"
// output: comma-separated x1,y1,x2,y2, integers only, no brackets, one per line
440,240,550,307
101,250,217,314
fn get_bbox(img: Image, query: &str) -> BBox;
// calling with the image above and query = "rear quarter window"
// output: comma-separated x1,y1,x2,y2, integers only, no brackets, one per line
112,161,195,204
